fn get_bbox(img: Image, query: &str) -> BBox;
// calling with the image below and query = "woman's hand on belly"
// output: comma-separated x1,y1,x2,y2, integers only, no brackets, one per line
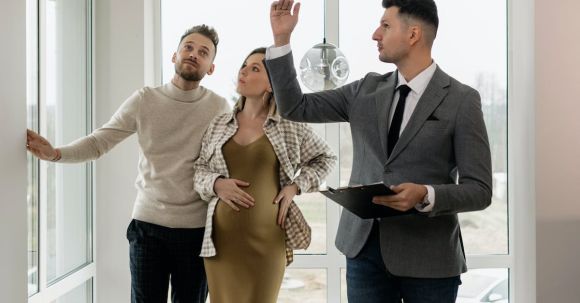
274,183,300,228
214,178,255,211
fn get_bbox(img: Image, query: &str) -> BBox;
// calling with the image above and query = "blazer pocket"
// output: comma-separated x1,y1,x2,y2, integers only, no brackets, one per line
422,120,449,130
426,114,439,121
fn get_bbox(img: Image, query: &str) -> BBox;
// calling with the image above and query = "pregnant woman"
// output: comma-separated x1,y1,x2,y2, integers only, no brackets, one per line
194,47,336,303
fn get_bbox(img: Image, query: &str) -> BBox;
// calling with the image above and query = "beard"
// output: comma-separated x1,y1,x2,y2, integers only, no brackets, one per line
175,63,204,81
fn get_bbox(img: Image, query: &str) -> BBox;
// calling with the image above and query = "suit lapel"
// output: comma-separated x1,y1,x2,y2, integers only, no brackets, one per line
387,67,450,163
375,72,398,156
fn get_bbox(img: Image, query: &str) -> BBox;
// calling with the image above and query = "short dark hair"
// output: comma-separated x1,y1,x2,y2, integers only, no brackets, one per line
179,24,219,57
382,0,439,32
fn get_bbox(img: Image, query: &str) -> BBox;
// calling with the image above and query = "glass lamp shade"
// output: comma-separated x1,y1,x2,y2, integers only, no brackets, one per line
299,42,350,92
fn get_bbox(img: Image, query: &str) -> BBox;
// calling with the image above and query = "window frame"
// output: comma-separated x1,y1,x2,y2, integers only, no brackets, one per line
27,0,96,301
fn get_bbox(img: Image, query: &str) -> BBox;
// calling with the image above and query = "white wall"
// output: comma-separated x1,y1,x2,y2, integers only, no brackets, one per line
93,0,145,301
535,0,580,302
0,0,28,302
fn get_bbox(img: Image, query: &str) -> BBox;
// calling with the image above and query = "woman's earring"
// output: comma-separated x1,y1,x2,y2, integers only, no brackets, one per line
263,91,272,103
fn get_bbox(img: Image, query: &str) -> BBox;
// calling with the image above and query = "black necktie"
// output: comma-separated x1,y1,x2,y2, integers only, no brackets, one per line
387,85,411,157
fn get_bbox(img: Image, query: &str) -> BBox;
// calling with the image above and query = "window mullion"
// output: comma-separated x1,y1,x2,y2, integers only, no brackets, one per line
37,0,49,295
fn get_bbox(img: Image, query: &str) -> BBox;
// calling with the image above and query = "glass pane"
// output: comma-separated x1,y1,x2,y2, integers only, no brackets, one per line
340,268,347,303
435,0,508,255
278,268,327,303
339,0,508,255
458,268,509,303
42,0,92,282
50,279,93,303
294,123,327,254
161,0,324,101
339,123,352,187
27,0,39,296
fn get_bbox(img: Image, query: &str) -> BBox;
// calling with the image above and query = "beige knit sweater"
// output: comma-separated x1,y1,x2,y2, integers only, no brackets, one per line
58,82,229,228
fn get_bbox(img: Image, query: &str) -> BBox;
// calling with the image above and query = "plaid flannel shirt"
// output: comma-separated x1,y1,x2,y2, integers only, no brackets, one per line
194,104,336,265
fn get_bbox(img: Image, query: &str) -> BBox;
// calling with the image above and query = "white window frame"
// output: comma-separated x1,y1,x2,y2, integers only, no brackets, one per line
27,0,97,302
148,0,536,301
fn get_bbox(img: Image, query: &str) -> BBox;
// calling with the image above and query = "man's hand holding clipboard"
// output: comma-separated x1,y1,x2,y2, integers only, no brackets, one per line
371,183,429,212
321,183,420,219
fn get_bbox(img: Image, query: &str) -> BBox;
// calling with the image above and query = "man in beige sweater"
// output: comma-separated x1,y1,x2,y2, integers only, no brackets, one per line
26,25,229,303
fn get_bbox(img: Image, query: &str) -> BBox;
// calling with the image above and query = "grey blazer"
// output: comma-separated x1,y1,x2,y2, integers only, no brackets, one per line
265,52,492,278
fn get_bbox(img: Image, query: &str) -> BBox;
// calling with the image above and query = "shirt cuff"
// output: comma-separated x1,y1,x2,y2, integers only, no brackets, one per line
415,185,435,212
265,44,292,60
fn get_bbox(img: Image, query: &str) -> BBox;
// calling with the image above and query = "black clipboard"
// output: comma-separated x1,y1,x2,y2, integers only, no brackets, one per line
321,183,417,219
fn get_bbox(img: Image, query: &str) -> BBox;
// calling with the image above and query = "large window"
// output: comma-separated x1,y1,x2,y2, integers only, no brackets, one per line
27,0,95,302
161,0,512,302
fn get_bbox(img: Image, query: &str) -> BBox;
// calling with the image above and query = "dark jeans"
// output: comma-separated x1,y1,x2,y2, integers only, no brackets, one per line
126,219,207,303
346,222,461,303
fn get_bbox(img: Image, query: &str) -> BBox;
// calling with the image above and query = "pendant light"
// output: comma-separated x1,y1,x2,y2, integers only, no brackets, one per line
299,1,350,92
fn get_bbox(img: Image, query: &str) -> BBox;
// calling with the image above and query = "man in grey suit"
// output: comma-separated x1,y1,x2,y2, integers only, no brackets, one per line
266,0,492,302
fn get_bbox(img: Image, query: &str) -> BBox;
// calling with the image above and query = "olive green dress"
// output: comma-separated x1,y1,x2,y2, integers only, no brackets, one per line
204,135,286,303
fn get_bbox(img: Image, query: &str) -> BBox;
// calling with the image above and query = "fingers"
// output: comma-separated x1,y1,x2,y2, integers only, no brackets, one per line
27,129,44,143
27,130,51,147
271,0,297,16
281,0,293,11
232,179,250,187
27,131,36,145
239,190,255,204
292,2,301,17
25,140,44,158
273,193,283,204
221,199,240,212
274,0,291,11
271,1,280,12
390,184,405,193
232,190,254,208
27,129,37,138
216,179,256,209
372,194,400,204
27,145,40,156
372,194,415,211
277,198,290,227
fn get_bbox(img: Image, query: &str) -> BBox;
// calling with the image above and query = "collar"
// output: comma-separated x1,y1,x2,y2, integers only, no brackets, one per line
396,60,437,96
159,81,207,103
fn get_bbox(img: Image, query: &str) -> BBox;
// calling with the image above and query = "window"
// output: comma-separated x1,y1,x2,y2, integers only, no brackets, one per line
27,0,95,301
49,279,93,303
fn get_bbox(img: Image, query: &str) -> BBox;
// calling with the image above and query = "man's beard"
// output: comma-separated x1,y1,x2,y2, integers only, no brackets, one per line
175,64,204,81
